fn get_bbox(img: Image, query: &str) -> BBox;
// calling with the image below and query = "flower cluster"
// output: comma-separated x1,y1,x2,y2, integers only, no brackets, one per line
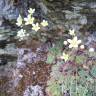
64,29,83,49
16,8,48,41
24,14,34,25
17,29,29,41
61,29,95,62
61,29,84,62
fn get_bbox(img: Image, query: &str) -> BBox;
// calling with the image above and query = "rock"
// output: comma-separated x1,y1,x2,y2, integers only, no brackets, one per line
85,32,96,48
16,41,50,69
0,43,17,56
5,43,17,55
0,58,7,65
49,0,96,36
37,2,48,15
0,0,49,28
0,16,4,27
24,85,44,96
88,2,96,9
0,0,19,20
0,0,48,20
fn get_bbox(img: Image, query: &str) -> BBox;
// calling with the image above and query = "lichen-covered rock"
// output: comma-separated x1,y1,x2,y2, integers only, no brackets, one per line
0,0,19,20
0,0,48,21
23,85,44,96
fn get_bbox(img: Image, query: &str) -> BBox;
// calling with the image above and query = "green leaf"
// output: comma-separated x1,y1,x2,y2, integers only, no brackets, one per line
49,46,61,56
76,85,88,96
46,53,55,64
91,65,96,78
78,70,87,77
75,55,86,64
47,82,61,96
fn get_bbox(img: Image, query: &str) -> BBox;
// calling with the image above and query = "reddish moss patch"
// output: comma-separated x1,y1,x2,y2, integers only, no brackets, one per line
16,61,51,96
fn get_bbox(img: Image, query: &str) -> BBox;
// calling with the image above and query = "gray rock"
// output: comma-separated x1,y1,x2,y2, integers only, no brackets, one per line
0,43,17,55
24,85,44,96
0,0,47,20
88,2,96,9
0,0,19,20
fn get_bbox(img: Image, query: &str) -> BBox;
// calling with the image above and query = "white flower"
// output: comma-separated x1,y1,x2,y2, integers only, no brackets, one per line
16,15,23,26
69,29,75,36
67,36,81,48
28,8,35,14
32,23,40,31
60,52,69,62
18,74,23,78
24,15,34,25
80,45,85,49
17,29,26,40
63,41,68,45
89,48,94,52
41,20,48,27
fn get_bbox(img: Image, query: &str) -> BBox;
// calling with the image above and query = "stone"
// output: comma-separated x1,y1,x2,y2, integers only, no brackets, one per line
0,0,19,20
0,58,7,65
0,0,48,20
24,85,44,96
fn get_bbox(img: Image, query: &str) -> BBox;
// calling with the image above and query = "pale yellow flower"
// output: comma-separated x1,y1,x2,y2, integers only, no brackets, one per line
69,29,75,36
24,15,34,25
80,45,85,49
67,36,81,48
16,15,23,26
28,8,35,14
63,41,68,45
41,20,48,27
32,23,40,31
61,52,69,62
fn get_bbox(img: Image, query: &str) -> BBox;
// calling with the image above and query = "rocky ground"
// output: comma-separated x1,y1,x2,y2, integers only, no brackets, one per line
0,0,96,96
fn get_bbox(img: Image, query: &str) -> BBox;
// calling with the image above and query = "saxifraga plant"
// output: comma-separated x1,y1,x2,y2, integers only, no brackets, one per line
16,8,48,41
46,29,96,96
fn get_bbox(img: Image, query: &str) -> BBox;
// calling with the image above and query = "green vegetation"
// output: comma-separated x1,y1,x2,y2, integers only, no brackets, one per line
46,30,96,96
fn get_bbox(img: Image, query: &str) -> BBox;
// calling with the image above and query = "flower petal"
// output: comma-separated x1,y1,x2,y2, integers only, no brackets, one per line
74,36,78,41
69,44,73,48
67,39,72,43
63,41,68,45
78,40,81,44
